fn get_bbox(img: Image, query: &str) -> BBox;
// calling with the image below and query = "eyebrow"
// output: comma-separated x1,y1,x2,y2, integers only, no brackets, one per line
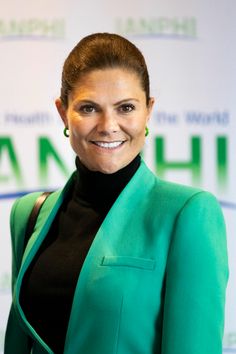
74,98,140,107
114,98,140,106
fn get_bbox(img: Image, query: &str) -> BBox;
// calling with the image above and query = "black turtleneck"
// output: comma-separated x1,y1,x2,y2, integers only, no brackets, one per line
21,155,140,354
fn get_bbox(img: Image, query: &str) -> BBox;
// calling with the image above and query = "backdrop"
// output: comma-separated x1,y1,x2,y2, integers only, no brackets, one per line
0,0,235,352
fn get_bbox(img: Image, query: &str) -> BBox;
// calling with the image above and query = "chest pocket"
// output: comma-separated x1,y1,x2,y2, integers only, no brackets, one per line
101,256,156,270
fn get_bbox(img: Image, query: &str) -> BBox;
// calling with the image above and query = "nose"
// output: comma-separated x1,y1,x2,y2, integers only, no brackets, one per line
97,111,119,134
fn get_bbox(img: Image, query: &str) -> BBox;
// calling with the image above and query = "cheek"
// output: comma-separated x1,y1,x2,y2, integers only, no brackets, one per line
69,117,90,138
70,125,83,139
126,116,147,137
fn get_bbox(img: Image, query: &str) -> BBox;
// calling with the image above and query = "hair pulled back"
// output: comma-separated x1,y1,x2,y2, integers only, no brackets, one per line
60,32,150,107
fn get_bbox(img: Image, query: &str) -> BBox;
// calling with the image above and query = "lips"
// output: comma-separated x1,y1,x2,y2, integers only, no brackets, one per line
91,141,125,149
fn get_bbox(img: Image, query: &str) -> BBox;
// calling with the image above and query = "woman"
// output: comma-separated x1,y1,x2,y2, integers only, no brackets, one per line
5,33,228,354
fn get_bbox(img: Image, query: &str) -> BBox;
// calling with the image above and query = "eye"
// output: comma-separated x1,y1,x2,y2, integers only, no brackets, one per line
118,103,135,113
79,104,96,114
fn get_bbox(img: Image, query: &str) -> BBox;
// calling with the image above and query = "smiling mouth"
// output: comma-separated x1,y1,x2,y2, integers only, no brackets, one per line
91,141,125,149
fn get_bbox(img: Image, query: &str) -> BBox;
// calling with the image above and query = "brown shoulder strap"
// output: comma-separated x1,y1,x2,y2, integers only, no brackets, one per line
24,191,52,250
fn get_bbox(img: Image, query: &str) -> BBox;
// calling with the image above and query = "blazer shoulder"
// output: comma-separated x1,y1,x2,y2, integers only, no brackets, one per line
149,172,222,218
10,192,42,239
10,191,57,228
140,160,201,200
10,171,75,232
152,175,200,201
10,189,61,257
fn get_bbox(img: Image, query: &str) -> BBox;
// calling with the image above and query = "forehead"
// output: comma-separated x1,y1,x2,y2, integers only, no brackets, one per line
69,68,145,101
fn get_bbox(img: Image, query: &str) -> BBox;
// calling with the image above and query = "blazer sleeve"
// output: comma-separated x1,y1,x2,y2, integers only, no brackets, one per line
4,194,40,354
161,191,229,354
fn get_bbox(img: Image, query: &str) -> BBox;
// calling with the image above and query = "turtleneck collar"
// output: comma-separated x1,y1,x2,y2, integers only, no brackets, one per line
73,155,141,215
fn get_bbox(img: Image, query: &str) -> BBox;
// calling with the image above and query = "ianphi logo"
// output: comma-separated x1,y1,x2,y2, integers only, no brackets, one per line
0,18,65,40
115,17,197,40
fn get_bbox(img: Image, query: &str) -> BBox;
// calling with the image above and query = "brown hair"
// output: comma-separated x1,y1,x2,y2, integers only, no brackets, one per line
60,32,150,107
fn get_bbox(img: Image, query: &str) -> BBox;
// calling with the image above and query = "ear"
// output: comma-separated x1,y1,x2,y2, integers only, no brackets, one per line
55,98,68,127
146,97,155,123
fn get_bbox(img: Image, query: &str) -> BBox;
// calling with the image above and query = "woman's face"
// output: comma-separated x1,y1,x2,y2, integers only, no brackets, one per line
56,68,154,174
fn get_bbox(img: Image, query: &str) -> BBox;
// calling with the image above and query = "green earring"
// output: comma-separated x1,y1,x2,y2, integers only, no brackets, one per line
63,127,69,137
145,126,149,137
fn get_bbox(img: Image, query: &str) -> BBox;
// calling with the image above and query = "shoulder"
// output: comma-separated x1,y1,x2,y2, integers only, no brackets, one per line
10,172,76,225
139,160,223,221
10,192,43,230
155,178,220,212
139,160,205,206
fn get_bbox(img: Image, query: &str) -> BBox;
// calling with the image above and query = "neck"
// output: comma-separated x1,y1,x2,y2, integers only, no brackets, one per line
73,155,141,215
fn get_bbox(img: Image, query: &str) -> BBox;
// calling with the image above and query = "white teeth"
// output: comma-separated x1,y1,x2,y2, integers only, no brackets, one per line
93,141,123,148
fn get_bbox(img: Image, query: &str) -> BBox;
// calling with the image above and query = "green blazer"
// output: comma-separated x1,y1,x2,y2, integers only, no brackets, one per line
4,160,228,354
